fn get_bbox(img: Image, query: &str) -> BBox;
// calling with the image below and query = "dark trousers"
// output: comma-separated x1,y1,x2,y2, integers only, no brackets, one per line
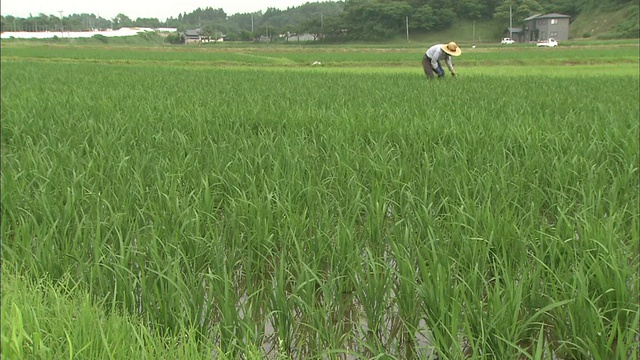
422,54,440,79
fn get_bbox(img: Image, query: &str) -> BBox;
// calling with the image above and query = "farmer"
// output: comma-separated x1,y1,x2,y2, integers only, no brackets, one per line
422,42,461,79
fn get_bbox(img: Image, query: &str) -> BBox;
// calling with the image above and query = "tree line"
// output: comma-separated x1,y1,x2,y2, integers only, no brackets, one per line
1,0,636,40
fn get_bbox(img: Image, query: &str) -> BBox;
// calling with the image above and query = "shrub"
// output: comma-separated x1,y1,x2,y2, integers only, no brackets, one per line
615,5,639,38
136,31,163,43
597,32,621,40
92,34,109,44
165,32,184,44
583,32,592,38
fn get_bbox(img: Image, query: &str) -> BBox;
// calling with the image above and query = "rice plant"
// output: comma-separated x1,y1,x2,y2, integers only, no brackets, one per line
1,45,638,359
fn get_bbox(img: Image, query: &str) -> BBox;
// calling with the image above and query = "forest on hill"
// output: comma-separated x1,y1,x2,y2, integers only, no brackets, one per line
1,0,637,41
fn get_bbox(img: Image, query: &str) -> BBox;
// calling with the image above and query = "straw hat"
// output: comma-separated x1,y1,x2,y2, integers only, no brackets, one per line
441,42,462,56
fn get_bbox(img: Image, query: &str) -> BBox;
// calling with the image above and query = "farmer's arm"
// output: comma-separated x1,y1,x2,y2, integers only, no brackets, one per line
445,56,455,75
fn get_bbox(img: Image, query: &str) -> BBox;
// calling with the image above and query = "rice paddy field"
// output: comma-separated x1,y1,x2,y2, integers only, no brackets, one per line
1,41,639,359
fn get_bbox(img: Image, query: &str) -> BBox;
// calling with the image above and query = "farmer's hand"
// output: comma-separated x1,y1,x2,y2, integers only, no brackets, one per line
451,72,456,77
435,67,444,77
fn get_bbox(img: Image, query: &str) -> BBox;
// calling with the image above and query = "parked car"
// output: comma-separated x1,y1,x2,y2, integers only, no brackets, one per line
501,37,515,44
537,38,558,47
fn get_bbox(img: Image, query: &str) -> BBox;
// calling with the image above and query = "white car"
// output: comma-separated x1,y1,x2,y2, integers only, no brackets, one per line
537,38,558,47
501,38,515,44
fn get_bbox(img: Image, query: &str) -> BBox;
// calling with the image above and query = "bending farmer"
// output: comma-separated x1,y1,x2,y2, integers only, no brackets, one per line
422,42,461,79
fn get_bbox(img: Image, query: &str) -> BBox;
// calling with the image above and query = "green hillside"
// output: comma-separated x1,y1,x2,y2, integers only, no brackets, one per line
569,3,639,39
382,5,638,46
407,5,639,45
396,19,503,46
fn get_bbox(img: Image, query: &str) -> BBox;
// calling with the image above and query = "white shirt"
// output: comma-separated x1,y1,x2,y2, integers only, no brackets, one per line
425,44,455,73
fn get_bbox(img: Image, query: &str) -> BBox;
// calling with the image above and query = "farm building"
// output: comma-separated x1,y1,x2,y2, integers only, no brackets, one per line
505,13,570,42
522,13,570,41
179,28,224,44
287,33,316,42
506,27,524,42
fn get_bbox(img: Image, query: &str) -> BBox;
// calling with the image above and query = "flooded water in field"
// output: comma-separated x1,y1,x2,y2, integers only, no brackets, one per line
193,254,445,360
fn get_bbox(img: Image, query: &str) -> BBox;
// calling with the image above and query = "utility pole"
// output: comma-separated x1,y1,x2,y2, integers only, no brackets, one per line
58,11,64,36
509,5,513,39
405,15,409,42
472,20,475,45
266,23,269,43
321,13,324,30
251,14,254,32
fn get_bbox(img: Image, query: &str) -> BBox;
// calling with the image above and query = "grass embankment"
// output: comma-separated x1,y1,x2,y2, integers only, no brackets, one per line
1,45,638,359
2,268,254,359
372,19,504,45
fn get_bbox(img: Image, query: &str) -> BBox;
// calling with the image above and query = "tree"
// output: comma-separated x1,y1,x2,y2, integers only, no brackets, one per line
412,5,436,30
34,13,50,31
494,0,544,24
432,6,456,29
454,0,486,19
135,17,162,28
342,0,412,40
255,21,281,42
202,24,220,41
112,13,133,28
227,12,260,33
236,30,255,41
165,32,185,44
298,17,323,40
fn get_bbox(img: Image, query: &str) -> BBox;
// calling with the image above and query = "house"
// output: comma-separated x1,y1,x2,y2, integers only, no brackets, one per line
179,28,224,44
181,28,206,43
287,33,316,42
522,13,570,42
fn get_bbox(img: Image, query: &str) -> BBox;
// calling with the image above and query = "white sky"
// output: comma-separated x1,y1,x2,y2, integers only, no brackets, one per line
1,0,317,20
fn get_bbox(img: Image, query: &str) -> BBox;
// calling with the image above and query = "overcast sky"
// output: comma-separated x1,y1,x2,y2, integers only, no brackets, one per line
1,0,317,20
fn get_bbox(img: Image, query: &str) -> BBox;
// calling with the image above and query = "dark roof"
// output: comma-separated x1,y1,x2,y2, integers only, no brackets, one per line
523,14,541,21
536,13,570,19
184,28,202,36
524,13,570,21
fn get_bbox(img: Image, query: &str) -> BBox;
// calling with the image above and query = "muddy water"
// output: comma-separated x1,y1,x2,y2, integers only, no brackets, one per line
202,284,441,359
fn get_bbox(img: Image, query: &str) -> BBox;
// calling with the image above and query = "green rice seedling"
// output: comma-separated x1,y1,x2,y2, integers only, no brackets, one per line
2,43,638,68
1,45,637,358
354,249,392,356
389,241,420,358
